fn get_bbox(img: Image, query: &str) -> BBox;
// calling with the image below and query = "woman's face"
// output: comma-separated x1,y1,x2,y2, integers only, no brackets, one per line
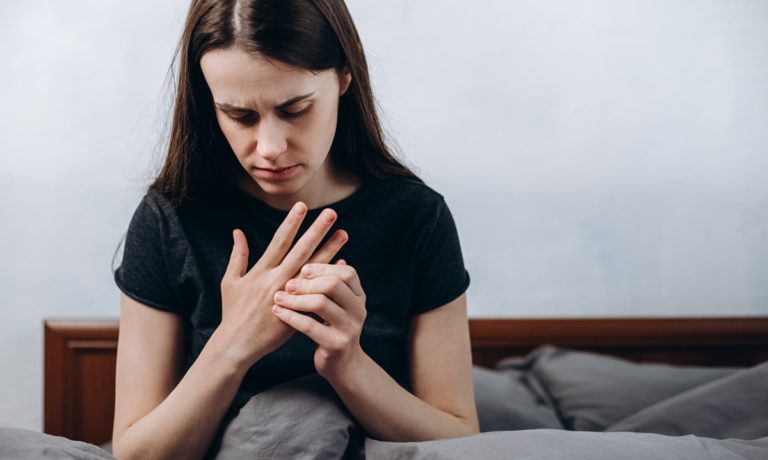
200,47,351,209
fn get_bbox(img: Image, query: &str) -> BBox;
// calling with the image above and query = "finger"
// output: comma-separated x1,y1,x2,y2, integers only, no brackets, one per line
279,208,337,275
224,229,249,279
306,230,348,265
299,263,364,297
257,202,307,269
284,275,358,313
274,292,348,326
272,304,339,347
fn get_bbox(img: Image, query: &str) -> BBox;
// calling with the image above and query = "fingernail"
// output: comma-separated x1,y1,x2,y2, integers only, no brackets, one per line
286,279,298,292
322,209,336,222
274,292,288,303
293,202,305,215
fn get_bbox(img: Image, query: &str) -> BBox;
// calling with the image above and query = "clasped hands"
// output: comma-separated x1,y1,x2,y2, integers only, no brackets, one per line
220,200,367,381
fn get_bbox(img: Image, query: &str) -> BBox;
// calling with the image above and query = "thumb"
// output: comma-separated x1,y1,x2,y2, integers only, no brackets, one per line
336,259,347,265
225,229,249,279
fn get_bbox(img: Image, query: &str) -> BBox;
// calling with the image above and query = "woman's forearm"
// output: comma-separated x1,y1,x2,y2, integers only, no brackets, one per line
112,331,252,460
325,351,479,442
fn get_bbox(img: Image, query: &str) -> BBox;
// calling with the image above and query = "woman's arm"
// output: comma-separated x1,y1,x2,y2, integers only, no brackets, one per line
274,280,479,442
331,292,479,441
111,294,255,460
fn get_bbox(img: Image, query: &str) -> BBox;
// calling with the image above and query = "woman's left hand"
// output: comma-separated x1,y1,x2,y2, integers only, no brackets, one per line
272,260,368,380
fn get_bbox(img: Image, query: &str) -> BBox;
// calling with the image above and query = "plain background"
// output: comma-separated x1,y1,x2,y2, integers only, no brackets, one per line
1,0,766,431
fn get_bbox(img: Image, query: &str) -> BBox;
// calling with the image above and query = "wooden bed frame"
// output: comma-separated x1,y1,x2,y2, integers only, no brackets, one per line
43,317,768,446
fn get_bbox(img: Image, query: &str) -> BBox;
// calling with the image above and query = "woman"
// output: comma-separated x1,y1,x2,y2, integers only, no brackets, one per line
111,0,478,458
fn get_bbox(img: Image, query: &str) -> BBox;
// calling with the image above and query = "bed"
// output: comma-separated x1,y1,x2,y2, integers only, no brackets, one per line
36,316,768,459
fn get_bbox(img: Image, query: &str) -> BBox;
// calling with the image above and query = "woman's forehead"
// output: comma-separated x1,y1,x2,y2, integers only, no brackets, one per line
201,47,334,107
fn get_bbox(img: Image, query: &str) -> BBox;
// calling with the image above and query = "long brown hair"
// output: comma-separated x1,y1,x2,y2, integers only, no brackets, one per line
150,0,419,206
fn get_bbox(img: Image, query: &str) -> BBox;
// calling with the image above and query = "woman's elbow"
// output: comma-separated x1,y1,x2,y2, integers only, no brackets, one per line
111,439,134,460
111,431,144,460
457,413,480,437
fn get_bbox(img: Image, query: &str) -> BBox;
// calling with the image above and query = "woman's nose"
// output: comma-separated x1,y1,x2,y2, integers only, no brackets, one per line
255,117,288,160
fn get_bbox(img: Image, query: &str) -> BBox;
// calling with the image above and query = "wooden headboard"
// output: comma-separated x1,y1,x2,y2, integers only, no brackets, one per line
44,317,768,446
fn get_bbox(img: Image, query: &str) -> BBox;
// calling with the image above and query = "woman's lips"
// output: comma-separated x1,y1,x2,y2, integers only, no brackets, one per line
253,164,299,180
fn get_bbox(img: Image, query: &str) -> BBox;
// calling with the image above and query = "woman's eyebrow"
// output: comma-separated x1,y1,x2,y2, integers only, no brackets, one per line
215,92,316,112
276,91,316,108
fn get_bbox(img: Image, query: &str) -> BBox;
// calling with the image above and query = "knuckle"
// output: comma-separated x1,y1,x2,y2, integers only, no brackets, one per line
298,278,310,292
312,295,328,311
334,334,351,351
356,306,367,322
341,267,356,282
273,234,287,248
324,277,340,292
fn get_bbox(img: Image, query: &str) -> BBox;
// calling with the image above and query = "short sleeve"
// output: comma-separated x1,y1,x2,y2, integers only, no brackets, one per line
410,197,471,315
113,192,182,313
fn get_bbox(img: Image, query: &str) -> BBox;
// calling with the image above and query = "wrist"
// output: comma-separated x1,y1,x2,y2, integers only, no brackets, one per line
322,345,369,387
206,327,263,375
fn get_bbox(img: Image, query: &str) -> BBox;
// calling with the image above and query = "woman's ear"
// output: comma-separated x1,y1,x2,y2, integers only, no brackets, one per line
338,67,353,96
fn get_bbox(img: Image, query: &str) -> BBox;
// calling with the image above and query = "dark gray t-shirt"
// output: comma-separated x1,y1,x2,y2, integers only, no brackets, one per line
114,175,470,409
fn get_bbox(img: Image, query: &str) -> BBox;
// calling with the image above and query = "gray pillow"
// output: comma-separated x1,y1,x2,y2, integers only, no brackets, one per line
499,346,738,431
608,361,768,440
208,373,363,460
472,366,563,431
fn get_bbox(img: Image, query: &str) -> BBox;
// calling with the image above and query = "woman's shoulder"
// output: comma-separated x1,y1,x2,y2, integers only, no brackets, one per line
359,175,453,231
138,187,209,219
125,188,191,237
135,188,175,213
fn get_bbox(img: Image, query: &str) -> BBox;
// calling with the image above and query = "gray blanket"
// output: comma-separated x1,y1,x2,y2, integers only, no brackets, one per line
2,347,766,459
364,431,768,460
207,360,768,460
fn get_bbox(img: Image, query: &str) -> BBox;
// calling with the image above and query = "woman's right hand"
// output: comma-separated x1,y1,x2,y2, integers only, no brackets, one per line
217,201,348,368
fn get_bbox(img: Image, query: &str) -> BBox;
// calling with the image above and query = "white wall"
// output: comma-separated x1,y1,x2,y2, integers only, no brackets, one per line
1,0,766,431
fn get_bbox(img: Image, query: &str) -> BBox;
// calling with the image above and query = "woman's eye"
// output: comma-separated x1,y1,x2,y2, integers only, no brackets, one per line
224,106,309,125
280,106,311,119
229,114,256,125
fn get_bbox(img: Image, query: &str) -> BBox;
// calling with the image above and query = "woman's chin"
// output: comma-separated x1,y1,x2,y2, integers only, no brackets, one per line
250,176,308,200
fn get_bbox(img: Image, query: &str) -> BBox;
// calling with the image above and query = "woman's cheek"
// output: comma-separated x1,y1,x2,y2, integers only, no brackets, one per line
223,127,254,160
308,106,338,152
